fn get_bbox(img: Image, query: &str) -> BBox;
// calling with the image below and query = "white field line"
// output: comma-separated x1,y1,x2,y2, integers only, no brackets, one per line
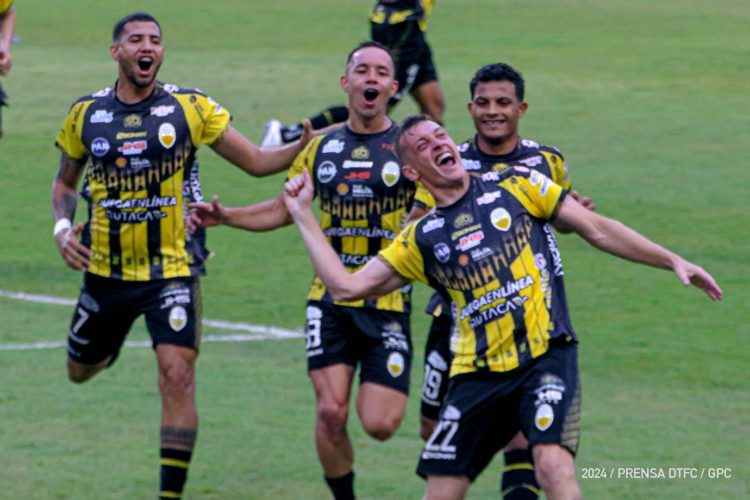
0,289,303,351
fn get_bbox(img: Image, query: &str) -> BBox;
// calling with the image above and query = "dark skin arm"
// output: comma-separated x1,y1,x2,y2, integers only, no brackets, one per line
51,153,91,271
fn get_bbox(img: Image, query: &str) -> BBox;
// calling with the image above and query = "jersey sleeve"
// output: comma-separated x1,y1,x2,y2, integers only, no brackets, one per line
0,0,13,16
287,135,324,180
413,181,436,210
378,221,429,284
173,93,231,147
539,148,571,190
55,100,93,160
500,169,567,220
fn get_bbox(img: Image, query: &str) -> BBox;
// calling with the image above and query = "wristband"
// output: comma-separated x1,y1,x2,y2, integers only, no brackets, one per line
53,218,72,237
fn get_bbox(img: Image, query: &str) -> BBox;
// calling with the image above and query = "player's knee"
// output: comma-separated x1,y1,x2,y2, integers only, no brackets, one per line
67,358,100,384
362,413,402,441
533,445,576,492
317,400,348,436
158,361,195,398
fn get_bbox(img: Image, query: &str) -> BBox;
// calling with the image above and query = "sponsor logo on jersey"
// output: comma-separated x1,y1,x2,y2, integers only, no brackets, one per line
457,142,470,153
317,161,337,183
207,97,223,114
382,322,409,352
519,155,543,167
451,223,481,241
92,87,112,98
343,160,372,169
422,217,445,233
476,191,501,206
461,159,481,170
535,403,554,431
90,137,110,157
168,306,188,332
470,246,493,261
351,185,374,198
90,110,113,124
458,254,469,266
118,140,147,156
150,105,175,117
339,254,371,266
434,243,450,263
130,158,152,170
443,405,461,421
322,140,345,154
336,183,349,196
453,212,474,228
116,131,147,140
455,230,484,252
351,145,370,160
124,114,142,128
543,223,564,276
115,157,127,168
158,122,176,149
381,161,400,187
534,253,547,270
490,208,511,231
387,352,405,377
163,83,180,93
323,226,395,239
481,171,501,182
427,351,448,371
460,276,534,320
529,170,551,195
521,138,540,149
345,171,371,180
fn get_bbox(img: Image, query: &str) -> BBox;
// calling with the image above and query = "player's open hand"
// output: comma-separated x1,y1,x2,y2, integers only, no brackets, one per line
189,196,226,229
283,168,314,218
55,223,90,271
570,190,596,212
299,119,314,148
672,257,723,301
0,45,11,75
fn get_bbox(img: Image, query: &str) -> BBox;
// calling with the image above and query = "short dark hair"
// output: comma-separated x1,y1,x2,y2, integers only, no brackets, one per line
395,114,432,162
112,12,161,43
345,40,394,72
469,62,525,101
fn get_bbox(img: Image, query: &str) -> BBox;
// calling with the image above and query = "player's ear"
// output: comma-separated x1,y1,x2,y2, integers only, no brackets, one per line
390,78,399,98
519,102,528,117
402,164,420,182
110,43,119,62
340,74,349,93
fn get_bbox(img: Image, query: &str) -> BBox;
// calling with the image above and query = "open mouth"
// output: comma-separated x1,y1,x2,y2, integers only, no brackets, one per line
137,57,154,72
436,151,456,168
363,88,379,104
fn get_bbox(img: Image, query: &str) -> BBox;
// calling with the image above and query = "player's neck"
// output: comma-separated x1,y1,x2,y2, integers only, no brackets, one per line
346,113,391,135
477,133,519,156
115,78,156,105
431,175,471,208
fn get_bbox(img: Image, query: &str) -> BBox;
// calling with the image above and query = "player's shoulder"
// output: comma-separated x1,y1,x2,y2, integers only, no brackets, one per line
520,137,565,159
68,86,112,108
159,82,205,97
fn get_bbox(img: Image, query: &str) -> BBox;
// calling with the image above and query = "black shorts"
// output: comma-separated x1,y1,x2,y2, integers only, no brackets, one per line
371,21,438,106
417,343,581,481
305,300,412,395
67,273,202,365
421,292,453,420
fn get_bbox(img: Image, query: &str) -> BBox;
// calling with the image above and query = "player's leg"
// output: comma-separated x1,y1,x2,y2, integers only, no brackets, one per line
146,278,202,500
501,433,540,499
357,382,408,441
410,80,445,123
420,296,453,441
260,105,348,147
519,343,582,500
306,302,359,500
425,475,471,500
66,274,136,383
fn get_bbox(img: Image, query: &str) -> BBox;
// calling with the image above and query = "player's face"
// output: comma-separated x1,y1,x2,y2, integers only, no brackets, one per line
111,21,164,89
341,47,397,119
468,81,527,145
401,120,466,187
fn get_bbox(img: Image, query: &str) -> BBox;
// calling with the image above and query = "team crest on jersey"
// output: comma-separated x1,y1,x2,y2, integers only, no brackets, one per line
382,161,400,187
90,137,110,157
90,110,113,124
351,145,369,160
434,243,450,263
317,161,337,183
535,403,554,431
159,123,176,149
124,114,142,128
453,212,474,228
322,140,345,154
387,352,405,377
490,208,511,232
168,306,188,332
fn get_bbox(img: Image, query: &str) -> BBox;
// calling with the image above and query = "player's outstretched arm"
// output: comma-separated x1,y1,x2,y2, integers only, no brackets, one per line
51,153,91,271
211,121,313,177
0,6,16,76
284,169,407,301
189,192,291,232
554,196,723,300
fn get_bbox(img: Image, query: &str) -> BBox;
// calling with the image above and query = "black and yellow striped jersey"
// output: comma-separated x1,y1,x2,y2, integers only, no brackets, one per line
288,122,416,313
0,0,12,16
380,170,576,376
369,0,435,31
55,82,231,281
415,136,571,210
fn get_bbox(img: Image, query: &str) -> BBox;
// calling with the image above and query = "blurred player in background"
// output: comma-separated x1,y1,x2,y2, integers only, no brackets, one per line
0,0,16,137
51,12,309,499
260,0,444,147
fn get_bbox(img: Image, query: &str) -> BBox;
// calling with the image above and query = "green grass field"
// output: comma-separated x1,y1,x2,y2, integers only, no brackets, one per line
0,0,748,498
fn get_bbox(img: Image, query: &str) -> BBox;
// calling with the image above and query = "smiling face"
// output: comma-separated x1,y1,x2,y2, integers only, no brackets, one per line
468,80,527,151
340,46,397,121
111,20,163,90
399,119,468,190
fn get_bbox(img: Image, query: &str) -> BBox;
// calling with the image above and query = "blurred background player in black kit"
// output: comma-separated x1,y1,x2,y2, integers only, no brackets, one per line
0,0,16,137
260,0,444,147
51,12,309,500
410,62,595,499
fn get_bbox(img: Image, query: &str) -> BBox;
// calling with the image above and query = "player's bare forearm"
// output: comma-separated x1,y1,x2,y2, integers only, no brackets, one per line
224,195,292,231
52,154,85,221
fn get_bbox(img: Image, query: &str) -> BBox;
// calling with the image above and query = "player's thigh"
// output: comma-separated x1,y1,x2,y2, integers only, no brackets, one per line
143,277,202,351
67,274,138,366
410,80,445,122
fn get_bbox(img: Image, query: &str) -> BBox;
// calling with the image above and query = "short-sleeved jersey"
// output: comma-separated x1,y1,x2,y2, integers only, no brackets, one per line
381,171,576,376
415,136,571,210
369,0,434,31
0,0,13,17
55,82,231,281
288,123,416,313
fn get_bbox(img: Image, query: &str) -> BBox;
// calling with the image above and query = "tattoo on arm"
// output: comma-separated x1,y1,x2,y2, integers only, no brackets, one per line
52,154,85,220
160,426,198,450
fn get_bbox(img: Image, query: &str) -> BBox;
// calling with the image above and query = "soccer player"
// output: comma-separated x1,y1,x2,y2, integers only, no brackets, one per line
0,0,16,137
51,12,309,500
190,41,416,500
413,62,595,499
260,0,444,147
281,115,722,500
